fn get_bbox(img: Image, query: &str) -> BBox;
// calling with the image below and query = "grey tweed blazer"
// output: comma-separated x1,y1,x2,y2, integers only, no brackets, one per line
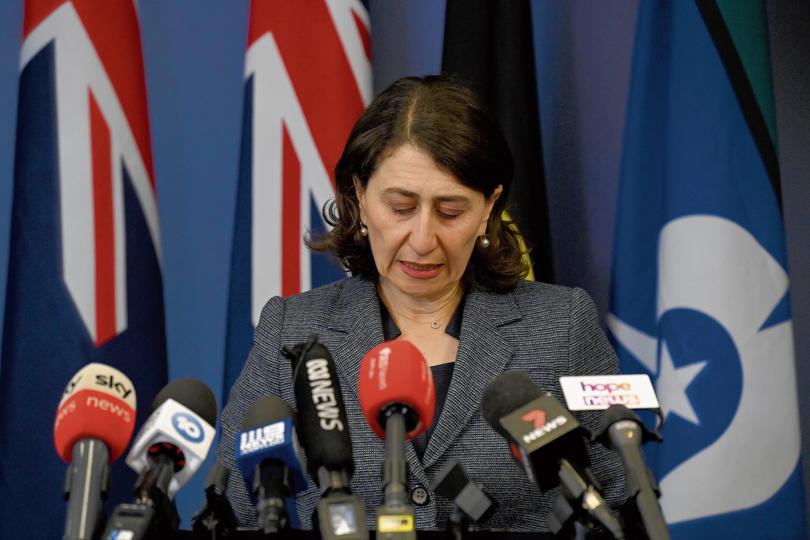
216,277,626,531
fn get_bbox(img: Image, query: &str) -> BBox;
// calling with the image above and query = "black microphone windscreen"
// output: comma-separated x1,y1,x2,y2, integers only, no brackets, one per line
481,372,543,436
434,460,469,500
205,462,231,493
434,460,497,523
241,396,295,430
150,378,217,426
600,404,641,430
290,340,353,476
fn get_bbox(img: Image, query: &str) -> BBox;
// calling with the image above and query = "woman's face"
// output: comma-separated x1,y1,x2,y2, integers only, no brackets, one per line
355,144,501,302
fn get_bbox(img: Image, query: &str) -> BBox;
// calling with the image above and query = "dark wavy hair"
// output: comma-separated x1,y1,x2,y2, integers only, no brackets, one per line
307,75,529,292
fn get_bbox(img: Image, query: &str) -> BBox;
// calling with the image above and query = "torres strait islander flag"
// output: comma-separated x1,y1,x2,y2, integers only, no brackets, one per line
0,2,167,537
609,1,805,538
223,0,371,394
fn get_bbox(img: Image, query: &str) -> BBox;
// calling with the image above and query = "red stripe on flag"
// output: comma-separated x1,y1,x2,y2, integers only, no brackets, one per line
73,0,155,188
281,124,301,297
23,0,68,38
248,0,365,188
89,91,116,346
351,8,371,62
24,0,155,189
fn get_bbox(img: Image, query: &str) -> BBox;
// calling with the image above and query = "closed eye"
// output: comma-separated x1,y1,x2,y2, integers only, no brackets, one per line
437,209,462,219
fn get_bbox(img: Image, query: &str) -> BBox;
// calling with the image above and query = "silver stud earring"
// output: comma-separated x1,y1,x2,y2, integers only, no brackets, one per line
479,235,490,248
360,224,368,237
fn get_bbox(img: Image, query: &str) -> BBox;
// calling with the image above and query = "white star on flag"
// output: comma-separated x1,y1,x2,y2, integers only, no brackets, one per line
606,313,706,425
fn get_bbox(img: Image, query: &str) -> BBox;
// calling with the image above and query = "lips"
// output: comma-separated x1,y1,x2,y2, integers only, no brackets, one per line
399,260,442,279
403,261,439,271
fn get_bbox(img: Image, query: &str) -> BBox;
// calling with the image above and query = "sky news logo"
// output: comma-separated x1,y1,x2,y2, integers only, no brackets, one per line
240,422,285,454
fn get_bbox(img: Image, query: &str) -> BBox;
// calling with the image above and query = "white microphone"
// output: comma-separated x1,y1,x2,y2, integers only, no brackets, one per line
102,379,217,540
126,396,216,496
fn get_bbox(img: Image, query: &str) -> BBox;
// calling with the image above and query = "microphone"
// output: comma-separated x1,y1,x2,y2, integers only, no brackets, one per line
433,460,497,540
358,340,436,540
434,460,497,523
285,337,368,540
595,406,670,540
102,378,217,540
481,372,624,539
560,374,669,539
191,463,238,539
235,396,308,533
54,363,137,540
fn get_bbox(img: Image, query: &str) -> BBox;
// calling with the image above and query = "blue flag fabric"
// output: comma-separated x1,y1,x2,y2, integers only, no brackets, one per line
0,4,167,539
608,2,805,538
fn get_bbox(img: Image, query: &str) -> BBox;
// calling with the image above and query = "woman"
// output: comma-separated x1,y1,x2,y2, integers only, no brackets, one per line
216,75,625,531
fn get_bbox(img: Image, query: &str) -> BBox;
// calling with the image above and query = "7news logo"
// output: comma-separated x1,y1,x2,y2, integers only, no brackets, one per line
520,409,568,444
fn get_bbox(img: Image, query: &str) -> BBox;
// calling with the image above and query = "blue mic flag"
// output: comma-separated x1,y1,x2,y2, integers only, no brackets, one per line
0,4,167,539
608,2,805,538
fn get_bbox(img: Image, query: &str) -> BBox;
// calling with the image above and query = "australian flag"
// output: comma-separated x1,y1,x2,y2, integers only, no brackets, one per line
0,2,167,538
223,0,372,395
609,1,805,538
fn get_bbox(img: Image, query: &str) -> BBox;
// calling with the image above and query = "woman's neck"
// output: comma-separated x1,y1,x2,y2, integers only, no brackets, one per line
377,280,463,332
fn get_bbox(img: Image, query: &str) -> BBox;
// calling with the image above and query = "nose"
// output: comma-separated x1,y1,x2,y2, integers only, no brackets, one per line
408,208,438,256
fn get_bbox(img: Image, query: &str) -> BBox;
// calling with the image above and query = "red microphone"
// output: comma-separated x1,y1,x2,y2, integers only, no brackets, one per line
358,340,436,440
358,340,436,539
54,362,137,540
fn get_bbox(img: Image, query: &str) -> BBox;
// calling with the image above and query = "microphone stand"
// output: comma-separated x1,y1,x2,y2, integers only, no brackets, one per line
546,459,625,539
447,509,468,540
192,465,238,540
377,406,416,540
595,406,669,540
63,439,110,540
102,450,180,540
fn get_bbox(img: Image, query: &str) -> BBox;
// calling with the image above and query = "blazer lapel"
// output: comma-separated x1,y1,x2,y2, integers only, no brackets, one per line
325,278,430,486
324,279,523,480
326,278,384,401
421,287,521,469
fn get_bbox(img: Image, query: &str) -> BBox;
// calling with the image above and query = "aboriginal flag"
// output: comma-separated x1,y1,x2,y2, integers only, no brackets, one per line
442,0,552,282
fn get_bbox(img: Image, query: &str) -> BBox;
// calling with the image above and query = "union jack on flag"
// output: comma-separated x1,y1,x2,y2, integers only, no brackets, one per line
0,2,167,537
224,0,372,393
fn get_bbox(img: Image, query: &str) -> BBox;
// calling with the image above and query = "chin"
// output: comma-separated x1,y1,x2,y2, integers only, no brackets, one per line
398,278,457,301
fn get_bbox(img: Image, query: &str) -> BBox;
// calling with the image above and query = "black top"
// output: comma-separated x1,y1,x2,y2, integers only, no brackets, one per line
379,296,465,459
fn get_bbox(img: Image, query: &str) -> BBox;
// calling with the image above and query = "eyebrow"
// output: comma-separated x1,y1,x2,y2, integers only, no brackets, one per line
380,187,471,204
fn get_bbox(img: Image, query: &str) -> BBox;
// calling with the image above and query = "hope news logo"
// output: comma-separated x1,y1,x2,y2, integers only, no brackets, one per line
580,381,640,407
